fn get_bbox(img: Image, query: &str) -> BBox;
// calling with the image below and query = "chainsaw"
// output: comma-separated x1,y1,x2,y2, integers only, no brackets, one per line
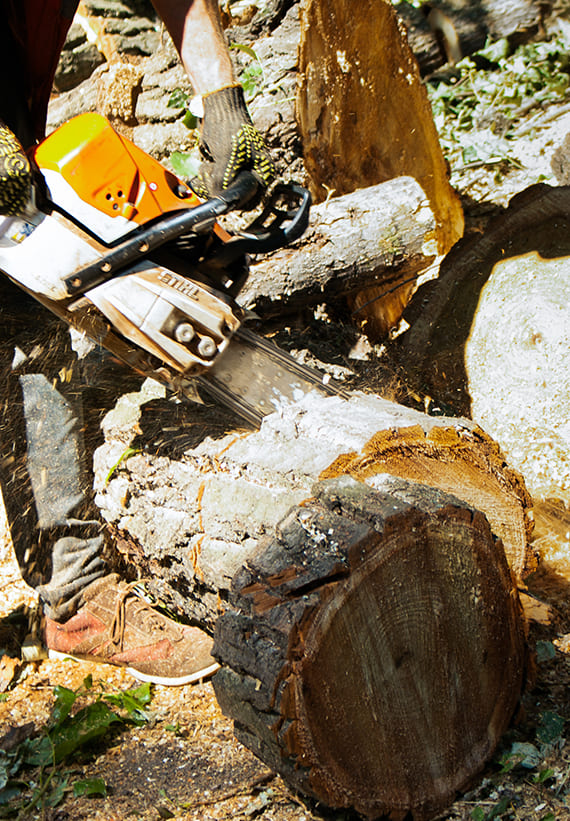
0,112,340,427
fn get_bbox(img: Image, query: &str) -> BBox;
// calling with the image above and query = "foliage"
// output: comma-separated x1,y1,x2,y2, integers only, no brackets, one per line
467,705,567,820
0,675,153,818
426,34,570,174
229,42,265,100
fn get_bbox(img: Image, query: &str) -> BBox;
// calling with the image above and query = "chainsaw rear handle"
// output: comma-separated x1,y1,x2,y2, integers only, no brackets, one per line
63,172,310,298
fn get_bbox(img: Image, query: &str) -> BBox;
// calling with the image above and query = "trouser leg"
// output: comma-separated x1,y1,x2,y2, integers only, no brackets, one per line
0,278,138,621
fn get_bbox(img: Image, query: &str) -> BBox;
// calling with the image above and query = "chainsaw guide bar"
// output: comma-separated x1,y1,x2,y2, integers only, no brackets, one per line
197,326,345,427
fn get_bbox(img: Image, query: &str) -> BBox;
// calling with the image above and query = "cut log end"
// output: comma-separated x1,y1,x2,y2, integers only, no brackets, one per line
320,423,536,583
213,475,528,820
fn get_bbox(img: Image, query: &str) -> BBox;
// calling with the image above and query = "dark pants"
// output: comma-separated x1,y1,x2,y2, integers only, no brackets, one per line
0,278,140,619
0,0,111,620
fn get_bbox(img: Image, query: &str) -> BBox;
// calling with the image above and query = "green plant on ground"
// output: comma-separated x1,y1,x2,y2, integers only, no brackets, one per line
426,34,570,175
467,708,567,821
0,675,153,818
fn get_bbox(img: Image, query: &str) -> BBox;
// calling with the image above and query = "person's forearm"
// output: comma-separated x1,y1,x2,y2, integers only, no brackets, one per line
152,0,235,94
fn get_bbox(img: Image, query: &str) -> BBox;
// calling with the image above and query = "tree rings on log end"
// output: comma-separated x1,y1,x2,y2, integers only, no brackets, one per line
213,476,528,820
320,423,535,584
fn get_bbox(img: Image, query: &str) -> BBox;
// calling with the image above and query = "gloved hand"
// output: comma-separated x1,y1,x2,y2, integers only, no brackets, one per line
191,84,275,201
0,122,32,217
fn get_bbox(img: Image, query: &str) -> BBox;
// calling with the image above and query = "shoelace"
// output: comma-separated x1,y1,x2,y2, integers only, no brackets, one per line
109,581,170,652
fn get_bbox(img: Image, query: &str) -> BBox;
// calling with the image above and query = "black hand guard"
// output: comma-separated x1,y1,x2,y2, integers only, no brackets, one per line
191,84,275,201
0,123,32,217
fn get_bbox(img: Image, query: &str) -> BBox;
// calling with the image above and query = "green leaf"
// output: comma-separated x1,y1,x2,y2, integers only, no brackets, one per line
104,682,153,726
182,109,198,129
105,446,141,484
50,686,78,728
48,701,121,763
168,88,190,109
22,735,55,768
534,767,555,783
487,796,511,818
470,808,486,821
73,777,107,798
241,63,263,99
537,711,565,745
130,681,153,706
45,774,69,808
170,150,201,180
0,784,23,805
230,42,259,61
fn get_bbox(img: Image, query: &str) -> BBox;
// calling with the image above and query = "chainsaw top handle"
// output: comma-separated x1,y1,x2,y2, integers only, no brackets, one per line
63,172,310,298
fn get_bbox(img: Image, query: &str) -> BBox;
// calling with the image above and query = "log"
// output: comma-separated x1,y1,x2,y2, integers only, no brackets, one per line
95,391,535,611
213,474,528,821
239,177,438,334
94,388,534,817
393,183,570,510
296,0,464,338
93,388,534,817
395,0,544,77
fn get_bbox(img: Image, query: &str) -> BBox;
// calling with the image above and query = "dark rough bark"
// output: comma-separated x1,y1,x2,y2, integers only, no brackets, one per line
213,474,528,821
396,0,544,77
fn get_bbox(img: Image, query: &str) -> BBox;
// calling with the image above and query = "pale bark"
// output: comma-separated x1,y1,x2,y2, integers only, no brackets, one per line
240,177,438,336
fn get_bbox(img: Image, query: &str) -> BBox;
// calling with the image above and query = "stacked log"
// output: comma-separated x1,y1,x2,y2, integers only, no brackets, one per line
96,388,533,819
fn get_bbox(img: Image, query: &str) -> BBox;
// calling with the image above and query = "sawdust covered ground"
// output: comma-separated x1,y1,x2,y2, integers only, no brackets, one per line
0,535,317,821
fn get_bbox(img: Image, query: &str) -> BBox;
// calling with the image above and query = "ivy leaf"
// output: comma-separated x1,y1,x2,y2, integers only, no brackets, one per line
168,88,190,109
73,777,107,798
49,686,78,728
170,150,201,180
48,701,121,764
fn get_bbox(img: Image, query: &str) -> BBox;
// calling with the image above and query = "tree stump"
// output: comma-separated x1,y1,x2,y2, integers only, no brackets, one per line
393,184,570,509
213,474,528,820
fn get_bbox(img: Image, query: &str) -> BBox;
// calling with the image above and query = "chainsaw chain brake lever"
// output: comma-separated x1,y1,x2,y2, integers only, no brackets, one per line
63,171,273,297
205,181,311,270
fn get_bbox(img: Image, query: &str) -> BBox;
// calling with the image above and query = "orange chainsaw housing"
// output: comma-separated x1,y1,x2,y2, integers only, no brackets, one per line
33,112,212,228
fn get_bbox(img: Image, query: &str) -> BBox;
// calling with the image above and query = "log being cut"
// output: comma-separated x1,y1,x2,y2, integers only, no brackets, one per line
94,386,534,819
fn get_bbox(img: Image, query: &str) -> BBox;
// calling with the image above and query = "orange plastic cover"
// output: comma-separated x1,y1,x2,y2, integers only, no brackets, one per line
33,112,202,224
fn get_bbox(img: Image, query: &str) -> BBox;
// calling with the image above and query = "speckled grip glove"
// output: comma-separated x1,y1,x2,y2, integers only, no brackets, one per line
191,84,275,201
0,122,31,217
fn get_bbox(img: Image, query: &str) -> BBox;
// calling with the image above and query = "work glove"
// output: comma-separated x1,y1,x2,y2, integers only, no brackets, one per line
191,84,275,202
0,122,32,217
